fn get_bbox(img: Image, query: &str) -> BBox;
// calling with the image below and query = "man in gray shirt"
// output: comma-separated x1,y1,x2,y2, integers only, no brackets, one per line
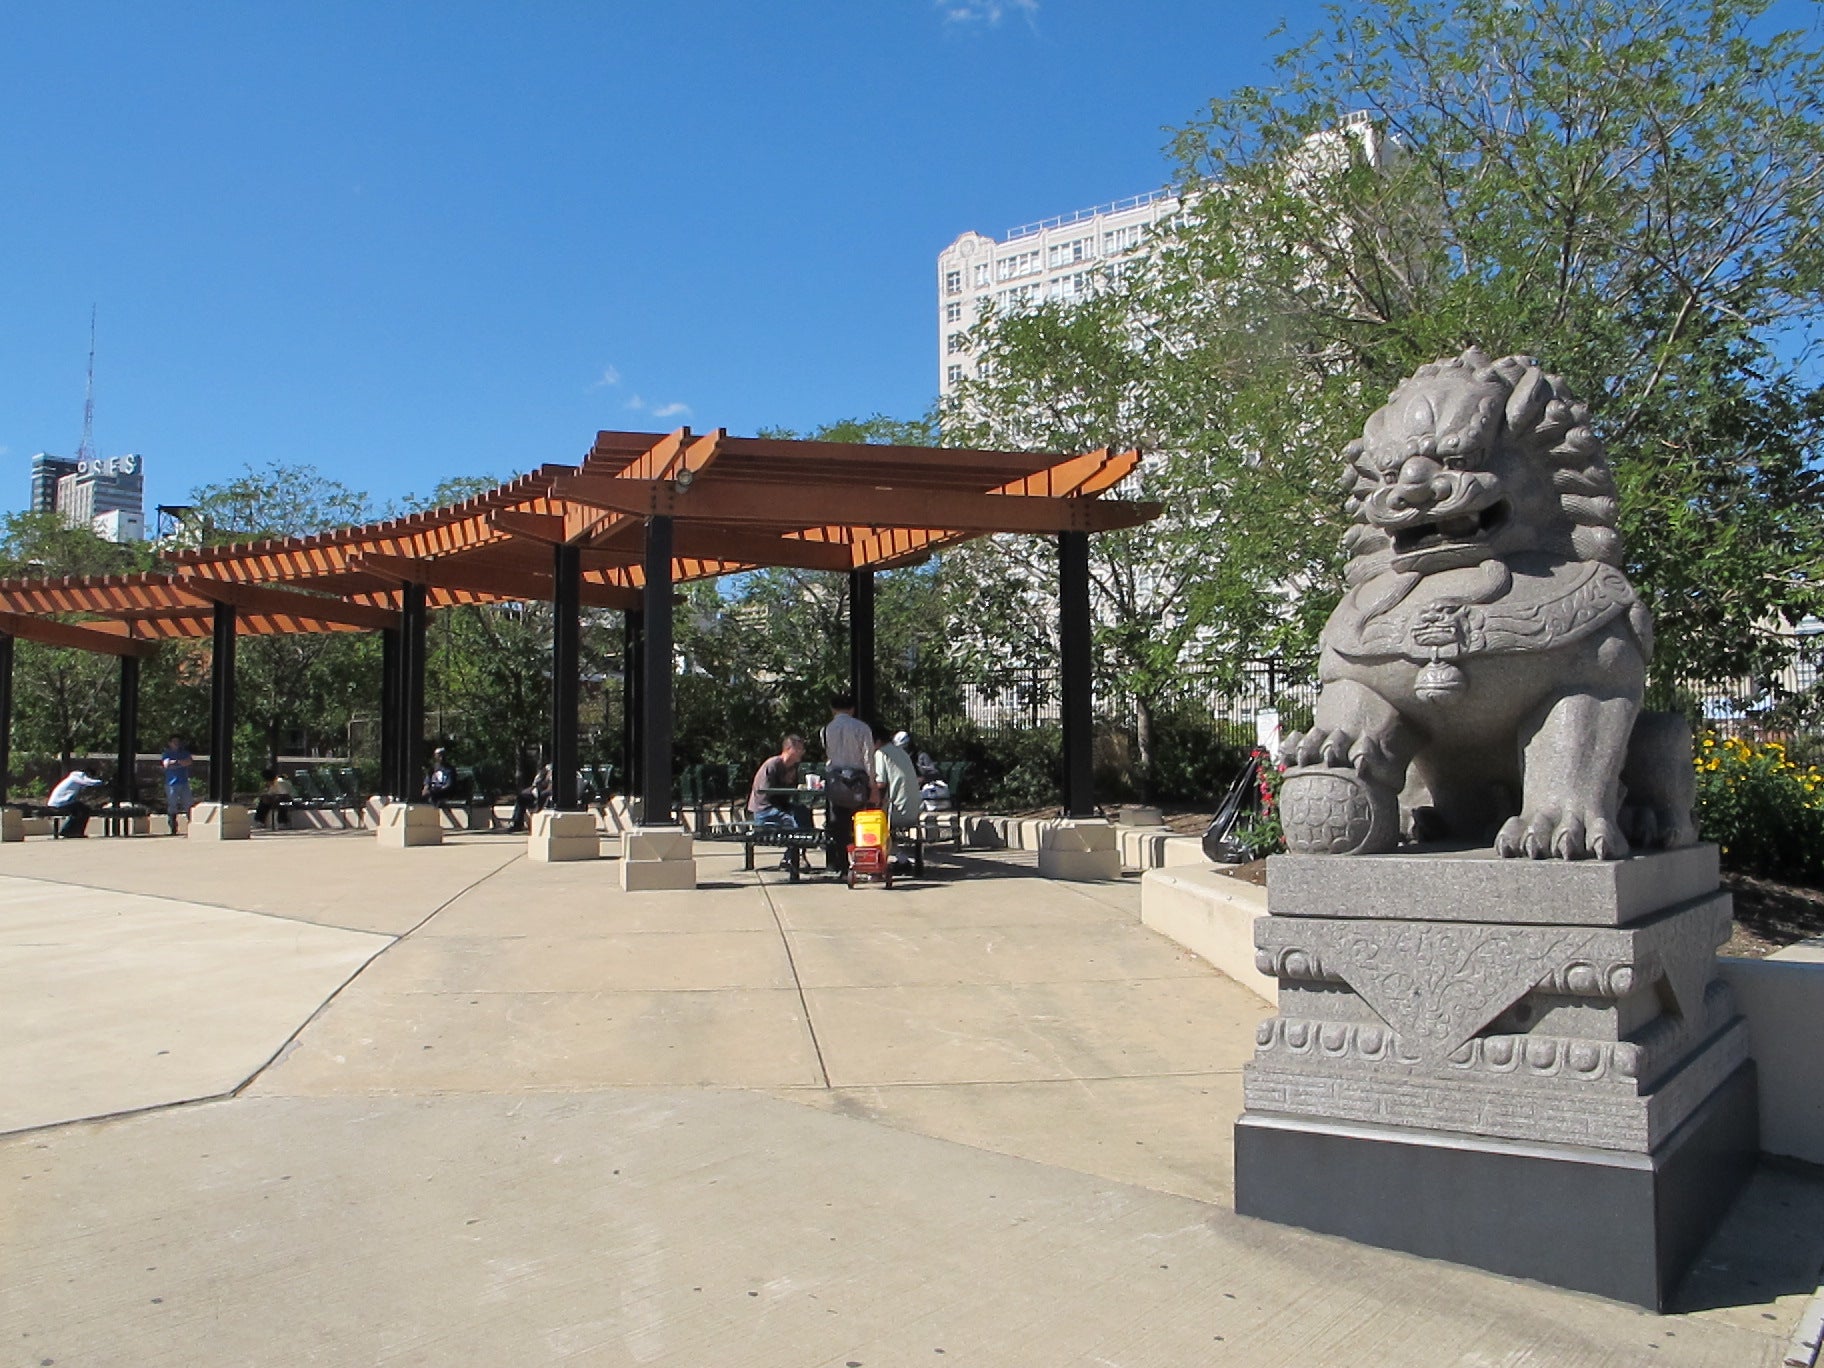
821,693,879,875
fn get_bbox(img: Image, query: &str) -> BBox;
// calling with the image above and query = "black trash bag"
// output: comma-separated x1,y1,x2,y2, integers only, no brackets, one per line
1202,756,1262,864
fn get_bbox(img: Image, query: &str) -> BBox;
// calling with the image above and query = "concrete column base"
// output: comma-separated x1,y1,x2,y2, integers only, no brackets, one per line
0,807,22,842
1035,817,1120,881
376,802,443,848
188,802,251,841
529,809,600,863
620,824,697,891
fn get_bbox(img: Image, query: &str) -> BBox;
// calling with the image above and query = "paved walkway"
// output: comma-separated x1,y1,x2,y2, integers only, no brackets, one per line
2,829,1820,1366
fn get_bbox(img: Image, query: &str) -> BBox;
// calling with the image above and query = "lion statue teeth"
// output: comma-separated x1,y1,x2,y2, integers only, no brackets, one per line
1279,348,1697,860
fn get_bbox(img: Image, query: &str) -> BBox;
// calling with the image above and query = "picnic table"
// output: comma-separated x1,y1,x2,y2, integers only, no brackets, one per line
702,786,929,881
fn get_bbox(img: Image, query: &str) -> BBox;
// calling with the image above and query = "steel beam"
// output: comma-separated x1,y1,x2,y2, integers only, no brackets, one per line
1058,531,1096,818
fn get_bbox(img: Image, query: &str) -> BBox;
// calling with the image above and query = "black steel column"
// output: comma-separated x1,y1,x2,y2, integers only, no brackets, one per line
399,584,428,800
0,633,12,804
380,626,401,800
551,543,582,810
849,568,876,724
638,517,674,824
209,603,237,804
622,609,644,805
1058,531,1095,818
116,654,140,806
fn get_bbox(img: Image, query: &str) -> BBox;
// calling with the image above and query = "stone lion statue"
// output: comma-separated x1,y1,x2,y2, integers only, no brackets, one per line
1279,348,1696,860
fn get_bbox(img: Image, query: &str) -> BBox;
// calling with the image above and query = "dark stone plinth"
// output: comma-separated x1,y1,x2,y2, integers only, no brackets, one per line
1233,1062,1758,1310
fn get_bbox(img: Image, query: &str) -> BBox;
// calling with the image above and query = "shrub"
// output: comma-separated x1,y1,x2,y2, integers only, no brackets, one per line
1694,734,1824,883
1230,749,1286,858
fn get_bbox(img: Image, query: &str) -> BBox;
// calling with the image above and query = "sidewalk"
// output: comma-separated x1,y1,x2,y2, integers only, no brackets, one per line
2,830,1820,1366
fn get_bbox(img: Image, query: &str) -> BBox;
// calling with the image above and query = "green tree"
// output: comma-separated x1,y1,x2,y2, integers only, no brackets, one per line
0,513,154,771
953,0,1824,743
184,466,378,778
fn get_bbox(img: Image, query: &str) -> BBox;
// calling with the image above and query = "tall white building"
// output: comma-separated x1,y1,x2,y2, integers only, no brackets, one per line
934,189,1180,398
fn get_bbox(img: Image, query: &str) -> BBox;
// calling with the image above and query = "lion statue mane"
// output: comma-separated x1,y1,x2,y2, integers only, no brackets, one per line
1279,348,1696,860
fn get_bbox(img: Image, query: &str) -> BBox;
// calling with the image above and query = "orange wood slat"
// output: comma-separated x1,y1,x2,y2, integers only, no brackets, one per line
554,474,1161,536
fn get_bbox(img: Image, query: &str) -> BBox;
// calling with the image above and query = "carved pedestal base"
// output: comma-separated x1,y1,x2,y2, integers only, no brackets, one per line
1236,1061,1757,1310
1235,845,1758,1309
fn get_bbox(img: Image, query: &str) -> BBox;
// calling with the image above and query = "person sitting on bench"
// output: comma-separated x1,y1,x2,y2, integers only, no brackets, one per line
47,766,107,838
254,769,294,829
423,748,456,812
506,764,552,833
748,734,811,831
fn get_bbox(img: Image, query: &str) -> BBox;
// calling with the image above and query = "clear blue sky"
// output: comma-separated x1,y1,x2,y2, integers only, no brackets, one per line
3,1,1343,516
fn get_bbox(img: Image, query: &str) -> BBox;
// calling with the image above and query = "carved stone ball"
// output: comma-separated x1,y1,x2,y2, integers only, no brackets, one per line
1281,767,1401,855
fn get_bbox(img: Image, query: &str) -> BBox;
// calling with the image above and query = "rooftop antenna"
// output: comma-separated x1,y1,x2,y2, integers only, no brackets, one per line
74,305,97,466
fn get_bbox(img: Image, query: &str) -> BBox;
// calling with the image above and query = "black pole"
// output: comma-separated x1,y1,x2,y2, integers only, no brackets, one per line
399,584,428,801
1058,530,1095,818
551,543,582,810
639,516,674,824
209,603,237,804
849,567,876,724
0,633,12,805
116,654,140,807
622,609,644,804
380,626,401,800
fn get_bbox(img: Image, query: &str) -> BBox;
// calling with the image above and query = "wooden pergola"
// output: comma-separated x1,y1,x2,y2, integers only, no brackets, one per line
0,428,1157,821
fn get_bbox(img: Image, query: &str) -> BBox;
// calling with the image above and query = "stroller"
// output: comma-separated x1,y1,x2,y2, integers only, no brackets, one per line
1202,755,1263,864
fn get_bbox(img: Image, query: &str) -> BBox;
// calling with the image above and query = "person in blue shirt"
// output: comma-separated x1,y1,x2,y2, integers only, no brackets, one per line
160,735,193,835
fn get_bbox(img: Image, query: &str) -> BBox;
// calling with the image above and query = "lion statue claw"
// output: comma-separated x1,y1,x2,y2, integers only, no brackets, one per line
1279,350,1697,861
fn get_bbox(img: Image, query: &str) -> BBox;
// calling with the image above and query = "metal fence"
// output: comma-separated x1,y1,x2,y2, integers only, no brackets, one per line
953,658,1318,735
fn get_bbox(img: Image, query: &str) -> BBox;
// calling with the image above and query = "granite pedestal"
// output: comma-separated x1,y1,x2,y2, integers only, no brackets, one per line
1234,845,1758,1310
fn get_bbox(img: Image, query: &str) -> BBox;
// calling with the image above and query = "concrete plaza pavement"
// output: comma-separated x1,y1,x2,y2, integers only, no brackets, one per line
3,828,1821,1366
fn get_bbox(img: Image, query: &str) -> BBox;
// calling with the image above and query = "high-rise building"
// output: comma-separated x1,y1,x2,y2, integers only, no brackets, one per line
934,115,1388,400
29,454,78,514
934,189,1181,398
35,453,146,542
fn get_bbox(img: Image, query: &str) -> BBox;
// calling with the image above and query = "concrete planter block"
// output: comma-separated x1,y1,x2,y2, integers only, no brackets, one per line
1036,819,1120,881
188,802,251,841
1117,804,1165,826
1120,827,1169,869
0,807,22,843
1141,866,1275,1004
529,810,600,863
1037,818,1117,854
375,802,443,848
20,817,53,838
1159,835,1208,867
1717,954,1824,1165
963,816,1006,849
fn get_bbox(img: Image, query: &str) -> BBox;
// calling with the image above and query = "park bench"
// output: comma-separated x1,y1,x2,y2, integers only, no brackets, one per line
701,819,827,882
701,818,929,880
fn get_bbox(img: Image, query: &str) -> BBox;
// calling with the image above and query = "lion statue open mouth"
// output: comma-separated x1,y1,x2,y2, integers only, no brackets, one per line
1279,349,1696,860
